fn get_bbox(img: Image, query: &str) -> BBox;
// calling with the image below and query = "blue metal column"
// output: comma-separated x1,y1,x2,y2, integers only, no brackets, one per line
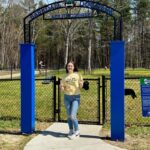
110,41,125,141
20,44,35,134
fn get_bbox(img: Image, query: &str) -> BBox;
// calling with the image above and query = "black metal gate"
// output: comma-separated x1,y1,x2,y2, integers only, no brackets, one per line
50,76,105,125
0,76,105,126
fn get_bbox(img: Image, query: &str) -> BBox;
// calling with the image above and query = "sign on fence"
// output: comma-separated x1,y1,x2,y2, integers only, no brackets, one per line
140,78,150,117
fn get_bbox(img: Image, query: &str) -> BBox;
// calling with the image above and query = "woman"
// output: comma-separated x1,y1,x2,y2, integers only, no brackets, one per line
60,61,83,140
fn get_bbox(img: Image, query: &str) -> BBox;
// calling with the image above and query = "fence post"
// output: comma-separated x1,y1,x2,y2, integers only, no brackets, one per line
20,43,35,134
110,41,125,141
58,78,61,122
97,78,101,124
53,76,57,121
102,75,106,124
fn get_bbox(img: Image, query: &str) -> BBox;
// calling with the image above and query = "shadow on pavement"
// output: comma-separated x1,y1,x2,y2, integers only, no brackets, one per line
35,130,111,140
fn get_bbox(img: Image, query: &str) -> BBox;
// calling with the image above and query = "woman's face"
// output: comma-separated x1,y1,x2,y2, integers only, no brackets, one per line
67,62,74,73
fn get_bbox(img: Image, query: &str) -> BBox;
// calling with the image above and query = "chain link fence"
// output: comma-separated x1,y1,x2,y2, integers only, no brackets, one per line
35,79,54,122
58,78,101,124
105,77,150,126
0,79,55,130
0,78,102,127
1,76,150,132
0,79,20,120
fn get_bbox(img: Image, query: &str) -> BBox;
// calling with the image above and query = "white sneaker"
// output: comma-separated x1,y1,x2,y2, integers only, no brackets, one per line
68,130,80,140
67,129,74,137
74,130,80,136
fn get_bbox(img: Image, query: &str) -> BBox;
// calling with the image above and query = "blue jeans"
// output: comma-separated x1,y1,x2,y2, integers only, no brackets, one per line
64,94,80,131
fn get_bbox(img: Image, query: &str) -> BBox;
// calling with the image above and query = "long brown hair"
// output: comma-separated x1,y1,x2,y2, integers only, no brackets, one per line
65,61,78,73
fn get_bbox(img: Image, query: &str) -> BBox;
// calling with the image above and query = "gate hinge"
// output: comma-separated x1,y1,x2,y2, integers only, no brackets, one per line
55,81,60,85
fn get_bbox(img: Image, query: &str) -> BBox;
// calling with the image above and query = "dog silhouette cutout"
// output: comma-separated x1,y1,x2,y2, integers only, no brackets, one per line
125,88,137,99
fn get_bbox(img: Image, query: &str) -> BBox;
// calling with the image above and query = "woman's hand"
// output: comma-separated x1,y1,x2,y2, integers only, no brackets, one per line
60,84,65,91
79,80,83,88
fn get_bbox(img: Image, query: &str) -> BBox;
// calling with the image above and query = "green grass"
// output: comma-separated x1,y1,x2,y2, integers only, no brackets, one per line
59,80,99,122
0,68,150,150
126,125,150,137
35,81,54,121
36,68,150,79
0,68,150,131
105,78,150,126
0,120,19,130
0,81,20,119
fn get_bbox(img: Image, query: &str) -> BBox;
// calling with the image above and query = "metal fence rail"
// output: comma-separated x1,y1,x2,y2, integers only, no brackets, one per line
105,76,150,126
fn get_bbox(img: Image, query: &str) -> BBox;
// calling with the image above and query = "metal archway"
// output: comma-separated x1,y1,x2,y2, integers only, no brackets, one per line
21,0,125,141
24,0,122,43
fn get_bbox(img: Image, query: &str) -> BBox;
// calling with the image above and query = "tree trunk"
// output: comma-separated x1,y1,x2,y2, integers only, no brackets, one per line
87,15,93,74
65,34,69,66
88,38,92,73
1,13,6,69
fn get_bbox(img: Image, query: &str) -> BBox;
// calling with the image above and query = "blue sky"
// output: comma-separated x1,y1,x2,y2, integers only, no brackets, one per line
2,0,57,4
38,0,56,4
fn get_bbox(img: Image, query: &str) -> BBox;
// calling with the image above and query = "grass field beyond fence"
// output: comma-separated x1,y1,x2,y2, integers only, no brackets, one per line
0,69,150,132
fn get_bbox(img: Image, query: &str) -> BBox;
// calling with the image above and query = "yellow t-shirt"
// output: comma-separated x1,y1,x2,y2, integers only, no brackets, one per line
61,72,83,95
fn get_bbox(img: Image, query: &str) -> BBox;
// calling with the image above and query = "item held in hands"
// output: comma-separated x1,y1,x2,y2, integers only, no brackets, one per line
82,81,89,90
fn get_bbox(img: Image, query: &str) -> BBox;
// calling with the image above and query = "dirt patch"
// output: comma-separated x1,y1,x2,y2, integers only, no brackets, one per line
0,122,51,150
0,134,30,150
0,134,23,144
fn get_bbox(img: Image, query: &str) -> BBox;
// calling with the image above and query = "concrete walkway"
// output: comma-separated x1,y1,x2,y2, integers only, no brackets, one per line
0,73,20,79
24,123,126,150
0,71,39,79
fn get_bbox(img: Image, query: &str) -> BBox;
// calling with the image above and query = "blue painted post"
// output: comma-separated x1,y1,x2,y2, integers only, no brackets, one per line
110,41,125,141
20,44,35,134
